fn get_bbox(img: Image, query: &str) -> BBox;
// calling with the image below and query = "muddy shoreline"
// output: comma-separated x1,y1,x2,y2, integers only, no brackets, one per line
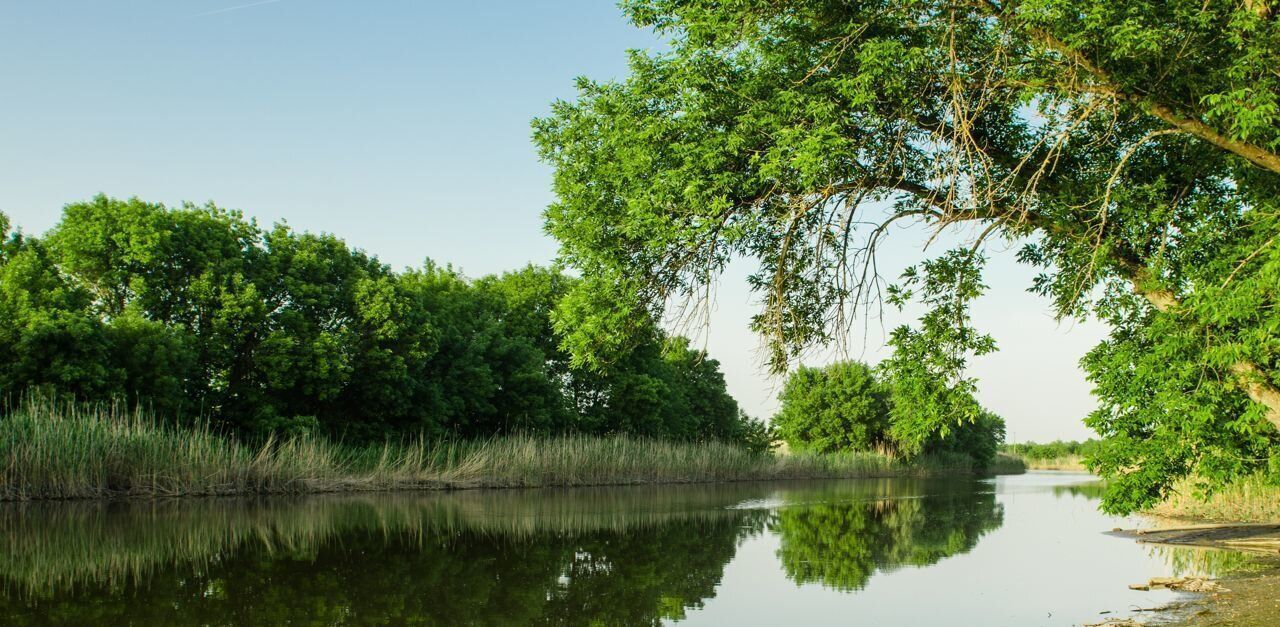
1106,523,1280,626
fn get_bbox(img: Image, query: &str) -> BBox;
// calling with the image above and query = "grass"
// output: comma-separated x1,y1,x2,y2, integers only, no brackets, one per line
0,398,999,501
1015,455,1088,471
1000,441,1096,471
1147,474,1280,523
987,452,1028,475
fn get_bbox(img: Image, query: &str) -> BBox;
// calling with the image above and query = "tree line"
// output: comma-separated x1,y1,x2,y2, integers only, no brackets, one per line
1002,440,1101,463
0,196,766,446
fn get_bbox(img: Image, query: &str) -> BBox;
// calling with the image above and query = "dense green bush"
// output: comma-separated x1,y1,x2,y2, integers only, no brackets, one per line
0,198,757,445
924,410,1005,469
773,362,890,454
772,360,1006,467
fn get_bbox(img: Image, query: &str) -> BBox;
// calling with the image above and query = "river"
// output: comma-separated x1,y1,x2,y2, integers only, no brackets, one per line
0,471,1245,625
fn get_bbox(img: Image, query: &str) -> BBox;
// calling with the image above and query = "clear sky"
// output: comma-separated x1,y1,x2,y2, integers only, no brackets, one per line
0,0,1106,441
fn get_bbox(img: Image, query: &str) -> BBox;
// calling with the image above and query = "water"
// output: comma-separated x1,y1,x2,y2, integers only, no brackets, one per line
0,472,1246,626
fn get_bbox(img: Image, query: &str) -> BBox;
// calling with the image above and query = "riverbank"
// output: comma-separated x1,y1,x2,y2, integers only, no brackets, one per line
1171,565,1280,627
0,400,1013,501
1110,523,1280,627
999,451,1088,471
1020,456,1088,471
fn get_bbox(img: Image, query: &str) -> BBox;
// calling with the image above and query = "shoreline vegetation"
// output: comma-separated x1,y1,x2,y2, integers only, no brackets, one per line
0,201,1016,502
1001,441,1095,472
1003,440,1280,524
1148,475,1280,524
1015,456,1088,471
0,399,1023,502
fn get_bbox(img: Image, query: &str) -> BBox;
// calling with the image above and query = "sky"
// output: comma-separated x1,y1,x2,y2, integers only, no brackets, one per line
0,0,1107,441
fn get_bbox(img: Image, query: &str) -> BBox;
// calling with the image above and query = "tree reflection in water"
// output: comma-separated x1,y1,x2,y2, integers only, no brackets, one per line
0,479,1006,625
771,479,1005,591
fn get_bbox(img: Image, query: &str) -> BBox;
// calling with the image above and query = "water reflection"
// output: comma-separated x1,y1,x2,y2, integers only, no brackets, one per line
770,480,1003,591
1152,543,1260,578
1051,480,1107,500
0,486,769,625
0,477,1250,626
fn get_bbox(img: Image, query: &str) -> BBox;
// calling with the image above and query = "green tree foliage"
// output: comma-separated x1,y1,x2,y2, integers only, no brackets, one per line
0,198,759,445
774,359,1005,467
533,0,1280,512
881,251,997,457
1003,440,1101,462
774,362,890,454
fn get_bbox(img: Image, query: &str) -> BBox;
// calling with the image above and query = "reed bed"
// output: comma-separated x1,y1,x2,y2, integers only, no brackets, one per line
1018,455,1088,471
0,399,983,501
1148,474,1280,523
986,453,1028,475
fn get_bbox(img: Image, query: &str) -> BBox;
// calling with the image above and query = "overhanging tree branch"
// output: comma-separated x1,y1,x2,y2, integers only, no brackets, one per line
982,0,1280,175
887,180,1280,432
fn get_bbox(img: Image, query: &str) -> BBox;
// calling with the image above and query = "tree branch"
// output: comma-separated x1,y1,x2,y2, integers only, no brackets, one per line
986,1,1280,175
885,179,1280,432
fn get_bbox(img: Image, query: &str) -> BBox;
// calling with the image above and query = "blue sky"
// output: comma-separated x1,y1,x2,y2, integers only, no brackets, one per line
0,0,1106,441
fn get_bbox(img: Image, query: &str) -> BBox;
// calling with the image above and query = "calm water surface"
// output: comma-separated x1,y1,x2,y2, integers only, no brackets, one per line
0,472,1246,626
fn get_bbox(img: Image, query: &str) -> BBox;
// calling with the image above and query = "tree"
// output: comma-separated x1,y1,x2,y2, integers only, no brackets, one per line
773,362,890,454
533,0,1280,512
3,200,759,448
879,250,996,457
0,233,116,401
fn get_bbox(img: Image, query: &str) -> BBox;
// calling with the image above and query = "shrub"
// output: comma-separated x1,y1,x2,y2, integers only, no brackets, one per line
773,362,891,454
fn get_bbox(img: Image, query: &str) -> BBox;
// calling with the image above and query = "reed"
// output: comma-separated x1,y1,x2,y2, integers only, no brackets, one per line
0,398,994,501
1148,474,1280,523
986,453,1028,475
1018,455,1088,471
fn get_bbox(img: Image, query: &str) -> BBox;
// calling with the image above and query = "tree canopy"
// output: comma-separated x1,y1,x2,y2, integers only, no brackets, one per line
0,198,760,446
533,0,1280,512
774,361,890,454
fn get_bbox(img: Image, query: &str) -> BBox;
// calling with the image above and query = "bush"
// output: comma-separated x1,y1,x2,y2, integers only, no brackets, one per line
773,362,891,454
771,360,1007,467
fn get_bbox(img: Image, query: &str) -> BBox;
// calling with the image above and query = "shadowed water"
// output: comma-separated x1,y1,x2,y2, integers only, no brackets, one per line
0,472,1245,625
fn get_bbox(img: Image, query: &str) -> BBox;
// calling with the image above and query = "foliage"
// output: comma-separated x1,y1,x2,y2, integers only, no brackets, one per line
922,409,1006,470
533,0,1280,513
773,357,1006,468
987,453,1028,475
773,361,890,454
1002,440,1102,463
881,251,997,456
0,198,759,446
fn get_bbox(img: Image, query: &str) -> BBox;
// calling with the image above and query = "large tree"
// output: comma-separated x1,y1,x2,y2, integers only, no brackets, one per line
534,0,1280,511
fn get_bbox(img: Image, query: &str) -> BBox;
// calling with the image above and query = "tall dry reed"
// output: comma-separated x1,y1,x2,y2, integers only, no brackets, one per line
1,397,981,501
